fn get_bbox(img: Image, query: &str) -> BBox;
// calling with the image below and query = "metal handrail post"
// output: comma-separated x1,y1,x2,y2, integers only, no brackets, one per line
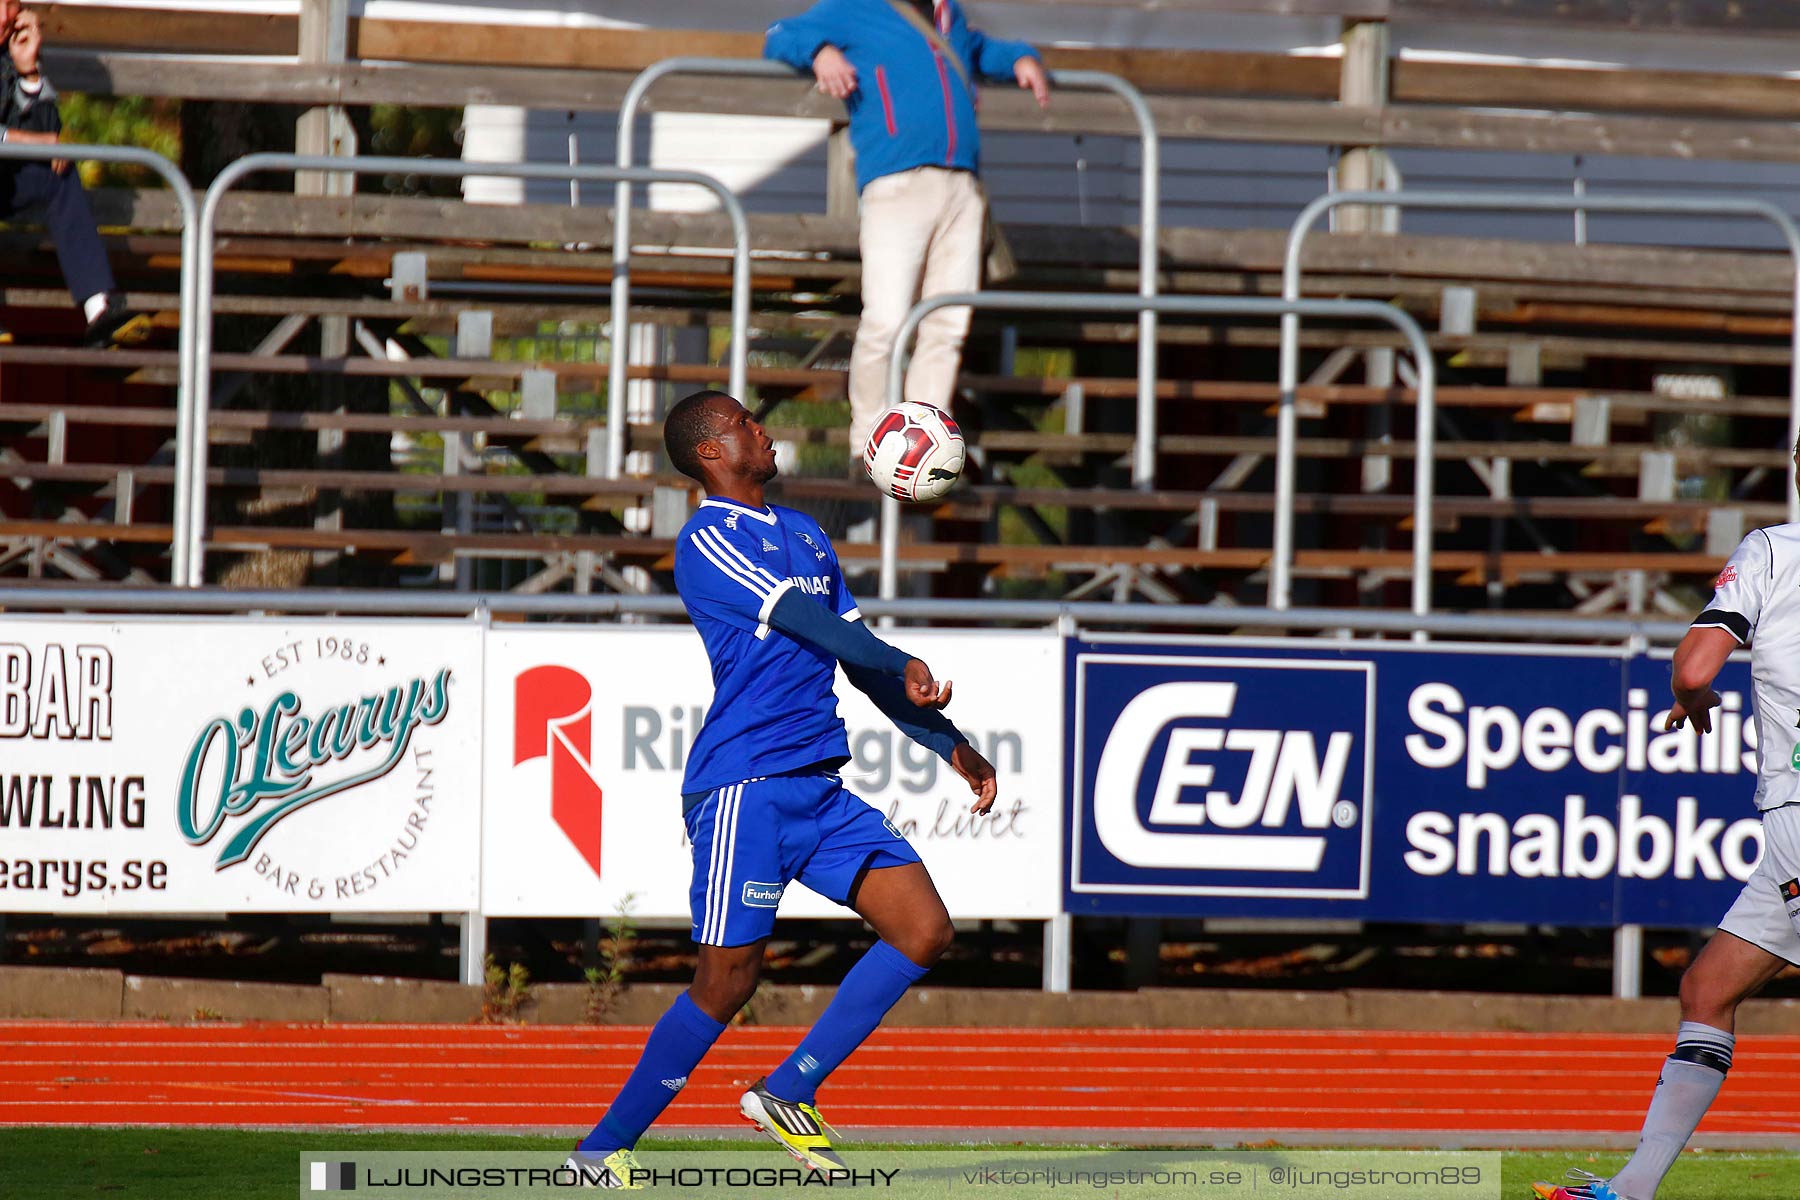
882,291,1436,618
191,153,750,585
614,60,1161,480
1049,70,1160,489
1275,188,1800,611
610,57,791,478
0,142,199,583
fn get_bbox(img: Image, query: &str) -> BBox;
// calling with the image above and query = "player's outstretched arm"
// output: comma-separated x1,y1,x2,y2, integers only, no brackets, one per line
949,742,998,814
1666,626,1737,734
765,585,920,674
844,662,998,814
904,658,953,709
1672,530,1767,734
759,560,997,810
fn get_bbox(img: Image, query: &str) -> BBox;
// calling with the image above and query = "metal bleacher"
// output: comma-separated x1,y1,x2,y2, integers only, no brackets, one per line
3,1,1799,613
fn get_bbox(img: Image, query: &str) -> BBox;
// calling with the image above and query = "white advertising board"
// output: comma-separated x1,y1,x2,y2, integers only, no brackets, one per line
0,619,483,913
483,627,1061,921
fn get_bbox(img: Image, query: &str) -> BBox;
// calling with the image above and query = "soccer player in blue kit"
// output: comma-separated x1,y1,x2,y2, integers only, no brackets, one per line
566,390,998,1188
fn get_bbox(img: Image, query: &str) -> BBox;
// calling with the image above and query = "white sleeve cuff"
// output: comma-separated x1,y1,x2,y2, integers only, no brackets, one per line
757,578,796,624
754,579,796,640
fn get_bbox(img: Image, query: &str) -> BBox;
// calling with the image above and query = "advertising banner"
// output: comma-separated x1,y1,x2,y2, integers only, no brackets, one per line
484,627,1061,920
1066,636,1760,926
0,618,483,913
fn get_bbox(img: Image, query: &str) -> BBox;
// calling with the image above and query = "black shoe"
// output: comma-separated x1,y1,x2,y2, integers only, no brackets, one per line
84,292,148,347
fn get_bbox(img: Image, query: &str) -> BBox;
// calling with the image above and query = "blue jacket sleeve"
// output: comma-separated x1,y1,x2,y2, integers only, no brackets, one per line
767,586,914,675
843,662,967,764
951,1,1038,80
764,0,847,71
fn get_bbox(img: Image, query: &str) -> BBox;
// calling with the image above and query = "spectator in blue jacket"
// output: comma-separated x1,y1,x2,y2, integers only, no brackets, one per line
0,1,137,347
765,0,1049,460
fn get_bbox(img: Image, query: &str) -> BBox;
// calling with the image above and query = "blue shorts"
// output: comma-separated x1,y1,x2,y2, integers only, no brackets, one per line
684,770,922,947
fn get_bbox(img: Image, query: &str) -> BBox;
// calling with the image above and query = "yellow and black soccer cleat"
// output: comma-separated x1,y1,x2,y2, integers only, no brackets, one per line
563,1147,645,1190
739,1077,846,1173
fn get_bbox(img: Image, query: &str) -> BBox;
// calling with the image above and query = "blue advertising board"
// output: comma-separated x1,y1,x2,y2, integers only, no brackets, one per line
1065,637,1760,926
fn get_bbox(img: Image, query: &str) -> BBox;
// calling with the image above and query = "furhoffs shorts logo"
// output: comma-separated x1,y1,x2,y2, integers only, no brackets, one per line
742,880,785,908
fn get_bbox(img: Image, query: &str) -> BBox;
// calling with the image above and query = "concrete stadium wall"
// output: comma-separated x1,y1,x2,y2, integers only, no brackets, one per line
11,964,1800,1033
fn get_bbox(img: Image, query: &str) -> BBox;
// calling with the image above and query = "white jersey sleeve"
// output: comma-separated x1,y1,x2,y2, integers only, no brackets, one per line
1694,529,1775,646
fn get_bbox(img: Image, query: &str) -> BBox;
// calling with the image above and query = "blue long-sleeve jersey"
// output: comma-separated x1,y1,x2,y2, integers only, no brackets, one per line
673,496,963,805
764,0,1038,193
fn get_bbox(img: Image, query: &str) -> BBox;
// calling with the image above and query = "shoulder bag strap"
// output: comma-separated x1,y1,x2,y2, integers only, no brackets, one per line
880,0,975,95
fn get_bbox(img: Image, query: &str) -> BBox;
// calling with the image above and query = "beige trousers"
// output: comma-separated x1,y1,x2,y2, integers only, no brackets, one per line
847,166,986,452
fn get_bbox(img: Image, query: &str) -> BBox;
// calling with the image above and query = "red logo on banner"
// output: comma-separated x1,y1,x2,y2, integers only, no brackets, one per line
515,665,604,878
1715,565,1738,589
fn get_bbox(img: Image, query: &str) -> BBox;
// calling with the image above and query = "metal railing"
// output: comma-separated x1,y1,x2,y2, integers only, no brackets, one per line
1273,188,1800,611
609,59,785,481
1049,71,1161,489
0,584,1693,643
183,153,751,587
612,59,1162,484
882,292,1438,617
0,142,200,580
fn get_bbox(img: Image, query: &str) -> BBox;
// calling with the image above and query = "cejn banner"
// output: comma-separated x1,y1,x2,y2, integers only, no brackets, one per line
1066,635,1761,926
483,628,1061,920
0,619,482,913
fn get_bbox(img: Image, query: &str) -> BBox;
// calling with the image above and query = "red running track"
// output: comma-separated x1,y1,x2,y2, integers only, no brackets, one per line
4,1022,1800,1139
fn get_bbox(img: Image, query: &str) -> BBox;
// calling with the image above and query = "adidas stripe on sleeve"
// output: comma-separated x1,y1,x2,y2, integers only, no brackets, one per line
680,522,794,638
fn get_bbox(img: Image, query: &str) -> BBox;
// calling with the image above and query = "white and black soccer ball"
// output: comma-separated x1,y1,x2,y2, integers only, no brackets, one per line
861,401,966,503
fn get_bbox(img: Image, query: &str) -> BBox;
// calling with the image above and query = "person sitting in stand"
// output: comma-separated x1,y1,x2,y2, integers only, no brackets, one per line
0,1,140,347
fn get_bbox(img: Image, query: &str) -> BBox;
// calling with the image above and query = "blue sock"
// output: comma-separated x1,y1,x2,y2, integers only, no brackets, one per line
578,991,725,1152
765,940,929,1105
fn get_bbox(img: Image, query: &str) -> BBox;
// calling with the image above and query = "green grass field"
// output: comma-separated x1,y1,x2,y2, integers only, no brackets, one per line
0,1130,1794,1199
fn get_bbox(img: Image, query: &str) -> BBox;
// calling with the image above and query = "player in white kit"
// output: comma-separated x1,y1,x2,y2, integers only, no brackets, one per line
1536,518,1800,1199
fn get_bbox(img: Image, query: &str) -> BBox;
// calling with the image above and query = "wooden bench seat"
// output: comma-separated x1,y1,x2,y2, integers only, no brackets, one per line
0,403,1777,527
10,396,1737,462
8,337,1790,440
0,450,1761,536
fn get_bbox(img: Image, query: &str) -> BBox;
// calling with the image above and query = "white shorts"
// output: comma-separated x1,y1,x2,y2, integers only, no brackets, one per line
1719,803,1800,965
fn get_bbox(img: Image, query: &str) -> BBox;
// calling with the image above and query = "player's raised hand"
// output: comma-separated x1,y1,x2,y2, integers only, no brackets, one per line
1666,688,1722,735
951,742,998,814
812,45,858,99
904,658,952,709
